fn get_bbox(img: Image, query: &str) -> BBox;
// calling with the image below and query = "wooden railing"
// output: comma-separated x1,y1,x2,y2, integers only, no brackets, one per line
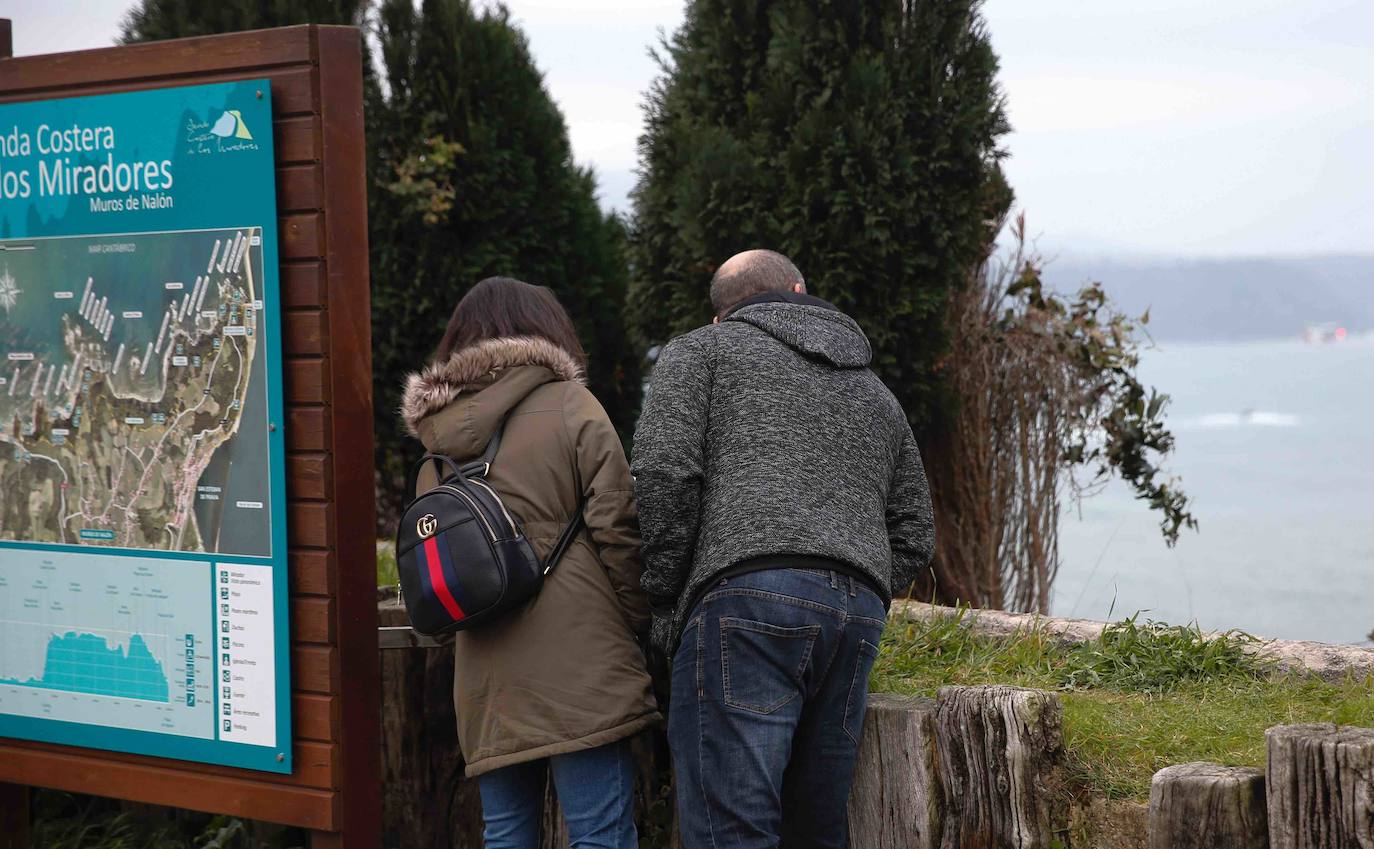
378,599,1374,849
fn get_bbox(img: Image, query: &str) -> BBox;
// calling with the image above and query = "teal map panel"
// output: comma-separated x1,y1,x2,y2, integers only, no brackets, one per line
0,81,291,774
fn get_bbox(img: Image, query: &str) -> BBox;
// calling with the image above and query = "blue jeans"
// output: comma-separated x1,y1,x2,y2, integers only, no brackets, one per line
669,567,886,849
478,739,638,849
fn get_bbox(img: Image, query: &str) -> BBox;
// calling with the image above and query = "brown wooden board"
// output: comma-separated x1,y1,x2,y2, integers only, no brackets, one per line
0,24,378,846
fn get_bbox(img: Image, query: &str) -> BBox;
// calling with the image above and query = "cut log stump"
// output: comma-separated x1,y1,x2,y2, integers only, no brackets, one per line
378,601,482,849
0,782,29,849
935,685,1067,849
1148,762,1268,849
380,601,673,849
1266,723,1374,849
847,693,942,849
541,775,571,849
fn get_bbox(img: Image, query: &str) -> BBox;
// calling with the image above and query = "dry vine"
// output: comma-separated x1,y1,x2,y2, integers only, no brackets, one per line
921,213,1196,613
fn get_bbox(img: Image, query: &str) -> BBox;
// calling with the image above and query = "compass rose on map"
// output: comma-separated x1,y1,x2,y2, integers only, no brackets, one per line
0,266,20,314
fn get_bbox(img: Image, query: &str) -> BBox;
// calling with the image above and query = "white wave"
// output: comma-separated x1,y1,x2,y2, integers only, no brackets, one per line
1185,411,1301,429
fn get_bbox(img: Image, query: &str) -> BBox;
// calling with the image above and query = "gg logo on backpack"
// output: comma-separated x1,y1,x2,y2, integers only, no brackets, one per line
416,513,438,539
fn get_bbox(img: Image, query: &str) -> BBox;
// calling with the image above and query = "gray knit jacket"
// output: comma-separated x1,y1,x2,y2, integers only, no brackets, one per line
631,293,935,650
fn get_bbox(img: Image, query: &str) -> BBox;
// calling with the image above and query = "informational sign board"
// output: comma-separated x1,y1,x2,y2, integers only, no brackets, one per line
0,25,380,844
0,81,292,773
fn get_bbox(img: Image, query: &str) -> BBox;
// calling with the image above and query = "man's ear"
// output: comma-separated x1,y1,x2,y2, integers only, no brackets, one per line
713,316,721,324
793,282,805,294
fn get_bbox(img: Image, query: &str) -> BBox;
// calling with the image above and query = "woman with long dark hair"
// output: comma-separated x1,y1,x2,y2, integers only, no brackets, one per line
400,277,658,849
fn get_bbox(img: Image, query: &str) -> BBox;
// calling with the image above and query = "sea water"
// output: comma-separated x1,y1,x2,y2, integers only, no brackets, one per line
1053,334,1374,645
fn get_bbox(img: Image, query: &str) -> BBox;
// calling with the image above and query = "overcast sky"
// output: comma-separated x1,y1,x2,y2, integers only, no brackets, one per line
7,0,1372,257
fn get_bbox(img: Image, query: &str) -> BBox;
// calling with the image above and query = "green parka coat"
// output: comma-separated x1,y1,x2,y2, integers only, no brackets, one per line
400,336,659,777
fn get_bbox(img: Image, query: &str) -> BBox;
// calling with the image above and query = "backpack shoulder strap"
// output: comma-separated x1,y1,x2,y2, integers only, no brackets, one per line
405,453,467,498
542,499,587,576
412,410,583,571
459,415,508,478
407,416,506,494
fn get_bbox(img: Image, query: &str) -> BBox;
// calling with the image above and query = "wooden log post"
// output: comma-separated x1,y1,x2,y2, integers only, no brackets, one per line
378,599,483,849
847,694,943,849
379,601,672,849
1148,763,1268,849
935,685,1067,849
0,782,28,849
541,774,572,849
1266,723,1374,849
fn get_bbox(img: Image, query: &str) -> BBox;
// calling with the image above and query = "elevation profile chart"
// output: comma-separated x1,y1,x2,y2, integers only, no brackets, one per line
26,632,169,702
0,551,214,738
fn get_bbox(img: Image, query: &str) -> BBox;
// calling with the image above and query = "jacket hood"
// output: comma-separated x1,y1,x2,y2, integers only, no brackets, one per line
399,336,585,443
725,293,872,369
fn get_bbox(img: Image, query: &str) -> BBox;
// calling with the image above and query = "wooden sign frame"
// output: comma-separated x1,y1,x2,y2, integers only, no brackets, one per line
0,24,380,848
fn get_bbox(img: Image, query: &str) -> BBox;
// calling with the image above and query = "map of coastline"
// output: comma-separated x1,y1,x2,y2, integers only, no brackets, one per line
0,227,271,556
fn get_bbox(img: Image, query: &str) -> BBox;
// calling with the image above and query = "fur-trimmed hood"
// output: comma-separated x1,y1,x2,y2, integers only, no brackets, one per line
400,336,585,437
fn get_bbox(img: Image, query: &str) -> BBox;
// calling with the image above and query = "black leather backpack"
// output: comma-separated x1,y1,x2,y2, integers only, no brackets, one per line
395,418,584,636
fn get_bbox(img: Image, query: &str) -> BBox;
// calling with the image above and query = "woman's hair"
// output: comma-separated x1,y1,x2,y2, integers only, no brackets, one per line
432,276,587,367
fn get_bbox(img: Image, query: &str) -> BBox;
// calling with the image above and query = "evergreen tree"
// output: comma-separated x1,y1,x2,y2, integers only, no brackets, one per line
369,0,639,523
122,0,640,529
630,0,1011,436
120,0,363,41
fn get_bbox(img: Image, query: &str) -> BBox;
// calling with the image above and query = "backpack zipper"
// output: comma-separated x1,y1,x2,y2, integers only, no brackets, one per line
436,484,499,542
468,478,518,537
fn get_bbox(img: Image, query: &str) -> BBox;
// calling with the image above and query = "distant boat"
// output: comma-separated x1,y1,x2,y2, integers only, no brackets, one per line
1304,322,1348,344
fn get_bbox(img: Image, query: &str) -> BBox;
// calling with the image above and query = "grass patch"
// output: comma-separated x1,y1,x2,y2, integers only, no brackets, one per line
872,609,1374,801
376,540,399,589
32,790,303,849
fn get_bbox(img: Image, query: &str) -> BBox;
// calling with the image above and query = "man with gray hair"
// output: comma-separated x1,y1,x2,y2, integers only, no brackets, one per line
632,249,935,848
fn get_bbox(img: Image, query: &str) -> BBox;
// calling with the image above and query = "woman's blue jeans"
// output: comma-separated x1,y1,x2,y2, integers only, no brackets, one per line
477,739,638,849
